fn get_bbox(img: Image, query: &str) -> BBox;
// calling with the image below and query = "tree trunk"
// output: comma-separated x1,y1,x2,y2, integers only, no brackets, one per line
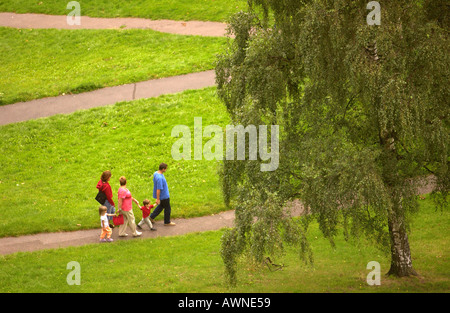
380,131,418,277
387,207,418,277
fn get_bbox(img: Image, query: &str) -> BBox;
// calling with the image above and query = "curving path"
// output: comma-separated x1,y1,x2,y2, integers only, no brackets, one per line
0,12,228,37
0,204,305,256
0,70,216,125
0,210,237,255
0,176,436,256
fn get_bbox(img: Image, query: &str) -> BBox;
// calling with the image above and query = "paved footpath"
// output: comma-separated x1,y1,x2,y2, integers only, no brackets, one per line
0,13,228,37
0,210,236,255
0,203,306,256
0,175,435,256
0,70,216,125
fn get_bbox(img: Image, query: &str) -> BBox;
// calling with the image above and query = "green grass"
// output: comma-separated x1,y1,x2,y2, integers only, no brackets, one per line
0,0,247,22
0,27,228,105
0,87,230,237
0,196,447,292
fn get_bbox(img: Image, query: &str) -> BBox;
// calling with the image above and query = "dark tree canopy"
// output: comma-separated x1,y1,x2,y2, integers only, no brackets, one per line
216,0,448,285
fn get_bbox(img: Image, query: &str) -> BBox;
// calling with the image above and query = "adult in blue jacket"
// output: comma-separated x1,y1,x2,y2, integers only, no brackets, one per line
150,163,176,226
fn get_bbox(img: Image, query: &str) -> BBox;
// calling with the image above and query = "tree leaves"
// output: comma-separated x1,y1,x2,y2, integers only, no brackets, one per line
216,0,448,284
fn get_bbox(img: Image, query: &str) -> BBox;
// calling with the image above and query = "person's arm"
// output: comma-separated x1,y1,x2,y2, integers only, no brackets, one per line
132,198,140,206
154,175,162,205
117,197,123,214
156,189,161,205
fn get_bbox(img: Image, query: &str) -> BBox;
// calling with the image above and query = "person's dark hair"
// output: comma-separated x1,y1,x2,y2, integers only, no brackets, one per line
101,170,111,183
119,176,127,186
143,199,150,206
159,163,168,170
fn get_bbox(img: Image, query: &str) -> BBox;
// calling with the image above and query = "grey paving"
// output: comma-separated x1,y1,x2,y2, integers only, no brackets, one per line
0,70,216,125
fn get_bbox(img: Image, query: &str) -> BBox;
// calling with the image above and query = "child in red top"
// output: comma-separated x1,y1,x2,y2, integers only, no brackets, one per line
137,199,157,231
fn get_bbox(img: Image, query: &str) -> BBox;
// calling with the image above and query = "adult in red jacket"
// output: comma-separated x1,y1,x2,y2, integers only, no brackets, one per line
96,170,116,228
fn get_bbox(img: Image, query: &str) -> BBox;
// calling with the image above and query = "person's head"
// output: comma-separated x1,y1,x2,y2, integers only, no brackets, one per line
99,205,107,216
119,176,127,186
101,170,111,183
143,199,150,207
159,163,168,173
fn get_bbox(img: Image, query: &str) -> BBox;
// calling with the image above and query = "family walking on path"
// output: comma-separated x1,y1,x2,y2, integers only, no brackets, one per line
96,163,175,242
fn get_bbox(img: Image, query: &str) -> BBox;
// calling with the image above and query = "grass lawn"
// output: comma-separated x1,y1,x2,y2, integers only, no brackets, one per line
0,0,247,22
0,27,228,105
0,87,230,237
0,196,447,292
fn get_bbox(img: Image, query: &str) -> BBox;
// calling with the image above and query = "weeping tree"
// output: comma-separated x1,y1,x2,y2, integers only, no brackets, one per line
216,0,448,285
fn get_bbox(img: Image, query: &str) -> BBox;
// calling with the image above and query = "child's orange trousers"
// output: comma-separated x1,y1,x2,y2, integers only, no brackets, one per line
100,226,112,239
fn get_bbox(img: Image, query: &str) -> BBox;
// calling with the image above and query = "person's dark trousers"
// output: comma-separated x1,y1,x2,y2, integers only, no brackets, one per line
150,198,171,224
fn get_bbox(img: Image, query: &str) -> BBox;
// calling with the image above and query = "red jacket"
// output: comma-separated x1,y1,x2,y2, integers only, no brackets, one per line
140,205,155,219
96,180,115,207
